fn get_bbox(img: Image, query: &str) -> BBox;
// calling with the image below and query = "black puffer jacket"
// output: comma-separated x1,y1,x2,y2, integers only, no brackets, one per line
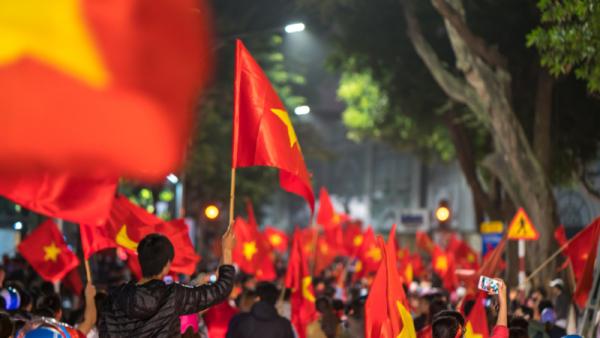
226,301,295,338
98,265,235,338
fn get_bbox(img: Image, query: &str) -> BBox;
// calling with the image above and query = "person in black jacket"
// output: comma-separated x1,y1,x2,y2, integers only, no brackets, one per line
226,282,294,338
98,227,236,338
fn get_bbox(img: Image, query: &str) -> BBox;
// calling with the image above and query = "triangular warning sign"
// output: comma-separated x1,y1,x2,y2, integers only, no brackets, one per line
507,208,539,240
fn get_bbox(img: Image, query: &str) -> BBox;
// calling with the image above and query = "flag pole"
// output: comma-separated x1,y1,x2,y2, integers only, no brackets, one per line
84,259,92,282
227,168,237,231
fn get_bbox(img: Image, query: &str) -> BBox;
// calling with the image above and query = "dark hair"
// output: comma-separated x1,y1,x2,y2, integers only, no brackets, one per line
509,316,529,330
316,297,332,314
429,299,449,322
538,300,553,314
0,313,14,338
137,234,174,278
255,282,279,306
432,316,460,338
35,293,61,316
434,310,465,327
508,327,529,338
531,287,547,299
518,305,534,319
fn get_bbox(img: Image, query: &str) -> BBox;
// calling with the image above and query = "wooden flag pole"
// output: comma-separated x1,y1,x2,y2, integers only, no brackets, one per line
84,259,92,283
227,168,237,230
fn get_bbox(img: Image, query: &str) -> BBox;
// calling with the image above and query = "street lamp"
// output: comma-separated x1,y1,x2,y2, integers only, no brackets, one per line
204,205,220,220
166,173,179,184
285,22,305,34
294,105,310,115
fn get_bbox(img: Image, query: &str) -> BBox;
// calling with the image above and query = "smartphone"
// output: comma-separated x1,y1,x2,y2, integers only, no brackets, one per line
478,276,499,294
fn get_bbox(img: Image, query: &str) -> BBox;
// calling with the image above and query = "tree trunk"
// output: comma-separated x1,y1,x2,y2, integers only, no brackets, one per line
404,0,560,284
533,69,554,177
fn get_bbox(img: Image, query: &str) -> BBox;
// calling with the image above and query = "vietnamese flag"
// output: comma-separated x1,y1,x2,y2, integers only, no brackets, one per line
232,40,314,212
81,196,200,275
0,171,117,225
447,234,479,270
0,0,213,181
560,218,600,307
263,226,289,253
432,245,457,291
416,231,435,254
365,235,416,338
317,187,341,230
232,217,276,281
344,221,364,257
285,229,318,338
464,294,489,338
314,235,339,276
355,226,382,280
18,220,80,282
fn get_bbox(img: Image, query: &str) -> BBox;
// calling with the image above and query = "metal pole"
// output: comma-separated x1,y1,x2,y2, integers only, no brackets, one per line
518,239,526,288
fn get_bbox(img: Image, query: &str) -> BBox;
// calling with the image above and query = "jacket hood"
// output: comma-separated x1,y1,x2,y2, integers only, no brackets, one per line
250,301,280,321
112,280,169,320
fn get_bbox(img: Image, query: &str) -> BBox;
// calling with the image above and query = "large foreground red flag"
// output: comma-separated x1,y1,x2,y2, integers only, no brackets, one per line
0,171,117,225
285,229,318,338
18,220,80,282
0,0,213,181
232,40,314,212
464,294,489,338
365,235,416,338
563,218,600,307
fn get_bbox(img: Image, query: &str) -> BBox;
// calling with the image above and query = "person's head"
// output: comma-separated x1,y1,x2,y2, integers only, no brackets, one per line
429,299,449,322
549,278,564,297
514,305,533,320
255,282,279,306
538,300,553,315
529,287,547,303
509,317,529,330
540,307,556,325
0,313,14,338
434,310,465,328
34,293,62,320
137,234,174,279
432,316,462,338
508,327,529,338
316,297,332,314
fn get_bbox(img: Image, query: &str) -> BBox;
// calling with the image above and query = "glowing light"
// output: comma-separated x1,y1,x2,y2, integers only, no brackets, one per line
294,105,310,115
13,221,23,230
435,206,451,222
284,22,305,34
205,205,220,220
166,173,179,184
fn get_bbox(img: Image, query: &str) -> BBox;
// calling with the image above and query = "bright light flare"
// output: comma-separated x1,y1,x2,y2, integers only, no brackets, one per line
435,206,451,222
294,105,310,115
285,22,305,34
204,205,220,220
166,173,179,184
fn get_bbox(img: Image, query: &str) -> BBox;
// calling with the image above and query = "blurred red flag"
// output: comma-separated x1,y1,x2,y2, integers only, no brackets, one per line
447,234,479,270
285,229,318,338
365,235,416,338
18,220,80,282
63,268,84,295
263,226,289,253
0,0,213,181
246,200,259,229
232,40,314,213
0,171,117,225
344,221,364,257
355,226,382,280
561,218,600,307
432,245,457,291
416,231,435,254
232,217,276,281
464,294,489,338
317,187,341,230
81,196,200,275
314,235,339,276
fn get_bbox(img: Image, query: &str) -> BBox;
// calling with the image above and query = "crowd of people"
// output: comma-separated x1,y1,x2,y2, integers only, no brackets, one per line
0,228,587,338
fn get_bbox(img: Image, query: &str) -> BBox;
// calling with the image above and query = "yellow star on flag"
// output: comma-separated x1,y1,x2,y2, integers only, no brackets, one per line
0,0,110,87
270,234,282,246
353,234,364,247
270,108,298,147
242,241,258,261
435,255,448,272
396,300,417,338
116,224,139,251
43,242,61,262
464,322,482,338
467,253,475,263
301,276,316,302
366,246,382,262
320,242,329,254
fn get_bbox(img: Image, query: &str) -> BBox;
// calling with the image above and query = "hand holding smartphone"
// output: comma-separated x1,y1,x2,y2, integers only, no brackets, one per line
478,275,500,294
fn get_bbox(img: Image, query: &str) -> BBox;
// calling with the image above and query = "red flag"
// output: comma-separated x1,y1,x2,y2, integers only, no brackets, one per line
365,235,416,338
285,229,318,338
314,235,339,276
464,294,489,338
317,187,341,229
82,196,200,275
232,217,276,281
18,220,80,282
447,234,479,270
0,171,117,225
416,231,435,254
344,221,364,257
63,268,84,295
355,226,382,280
232,40,314,212
461,238,506,295
410,254,424,280
300,227,318,260
0,0,213,181
432,245,457,291
561,218,600,307
246,200,259,229
554,225,568,247
263,226,289,253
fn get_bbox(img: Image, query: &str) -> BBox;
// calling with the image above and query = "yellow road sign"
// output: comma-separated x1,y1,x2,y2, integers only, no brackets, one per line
507,208,539,240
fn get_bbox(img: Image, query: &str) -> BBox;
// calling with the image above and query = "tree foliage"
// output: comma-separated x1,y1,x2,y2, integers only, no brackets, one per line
528,0,600,93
